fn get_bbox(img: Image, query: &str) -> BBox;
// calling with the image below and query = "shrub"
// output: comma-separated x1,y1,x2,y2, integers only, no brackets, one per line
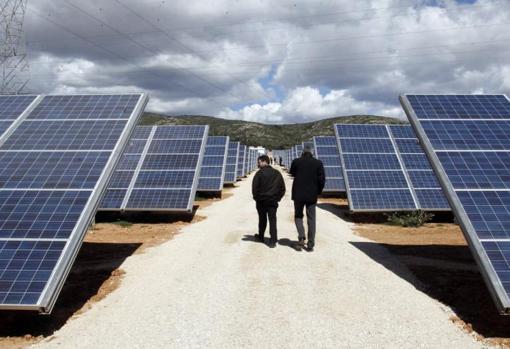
385,211,434,227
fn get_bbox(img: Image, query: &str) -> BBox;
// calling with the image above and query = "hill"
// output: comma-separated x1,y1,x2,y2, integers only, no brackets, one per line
140,113,405,149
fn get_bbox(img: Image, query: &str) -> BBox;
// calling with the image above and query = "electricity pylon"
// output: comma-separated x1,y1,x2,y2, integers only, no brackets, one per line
0,0,29,95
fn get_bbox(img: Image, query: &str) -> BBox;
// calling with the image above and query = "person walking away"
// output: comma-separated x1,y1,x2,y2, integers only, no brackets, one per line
252,155,286,248
290,145,326,252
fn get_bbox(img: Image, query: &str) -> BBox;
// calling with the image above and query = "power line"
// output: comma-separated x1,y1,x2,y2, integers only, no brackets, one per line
61,0,229,95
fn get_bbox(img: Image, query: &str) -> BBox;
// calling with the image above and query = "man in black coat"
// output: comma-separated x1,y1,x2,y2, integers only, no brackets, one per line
252,155,286,248
290,146,326,252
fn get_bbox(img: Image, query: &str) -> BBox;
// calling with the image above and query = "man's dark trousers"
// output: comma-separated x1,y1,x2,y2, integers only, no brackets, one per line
294,201,316,248
256,200,278,243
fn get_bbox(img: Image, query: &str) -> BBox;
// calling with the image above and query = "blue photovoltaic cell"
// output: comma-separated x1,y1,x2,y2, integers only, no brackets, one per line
135,171,195,188
415,189,450,210
388,125,416,138
421,120,510,151
142,154,199,170
153,125,208,139
131,126,152,139
437,152,510,190
26,95,140,120
0,94,145,311
1,120,127,151
224,142,239,184
124,139,147,153
108,170,135,188
126,189,192,209
237,145,246,178
324,167,343,178
389,125,450,210
0,95,36,120
343,153,401,170
406,94,510,119
350,189,416,210
402,93,510,313
408,170,441,188
339,138,394,153
101,189,127,209
0,240,66,305
348,171,408,189
336,123,449,211
336,124,388,138
198,178,222,190
101,125,207,211
313,136,345,192
324,179,345,191
148,139,203,153
116,154,141,171
395,139,424,154
0,190,90,239
0,152,110,189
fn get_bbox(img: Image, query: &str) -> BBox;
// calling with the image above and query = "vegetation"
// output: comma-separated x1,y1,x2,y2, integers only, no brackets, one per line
385,211,434,227
111,220,133,228
139,113,405,149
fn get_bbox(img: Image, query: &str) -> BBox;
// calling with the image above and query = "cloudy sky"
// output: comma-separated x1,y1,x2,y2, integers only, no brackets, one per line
24,0,510,123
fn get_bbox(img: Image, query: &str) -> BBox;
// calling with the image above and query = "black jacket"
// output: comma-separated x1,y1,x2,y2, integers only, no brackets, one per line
290,153,326,204
252,166,286,203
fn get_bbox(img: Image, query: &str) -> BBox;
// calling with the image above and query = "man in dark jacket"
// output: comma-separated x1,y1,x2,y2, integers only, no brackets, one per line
252,155,286,248
290,146,326,252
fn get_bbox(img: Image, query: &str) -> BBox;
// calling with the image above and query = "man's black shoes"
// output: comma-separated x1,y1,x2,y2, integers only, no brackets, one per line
268,240,277,248
254,234,264,243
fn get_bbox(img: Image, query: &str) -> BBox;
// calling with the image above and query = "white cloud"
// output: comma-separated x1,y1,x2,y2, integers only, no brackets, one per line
23,0,510,123
219,87,403,123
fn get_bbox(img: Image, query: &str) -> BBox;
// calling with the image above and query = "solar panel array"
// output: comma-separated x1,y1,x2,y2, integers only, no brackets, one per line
101,125,208,212
313,136,345,193
335,124,450,212
197,136,229,192
401,94,510,314
224,141,240,184
0,93,147,312
237,145,246,178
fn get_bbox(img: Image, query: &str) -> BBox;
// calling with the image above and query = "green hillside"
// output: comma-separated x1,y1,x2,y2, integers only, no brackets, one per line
140,113,405,149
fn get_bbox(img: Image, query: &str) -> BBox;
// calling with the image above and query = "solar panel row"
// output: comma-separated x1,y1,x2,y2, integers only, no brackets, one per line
401,94,510,314
197,136,229,192
313,136,345,192
224,141,240,184
0,93,147,312
100,125,208,212
335,124,450,212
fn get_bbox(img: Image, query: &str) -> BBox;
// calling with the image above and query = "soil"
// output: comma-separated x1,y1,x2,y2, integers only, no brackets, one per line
0,195,221,349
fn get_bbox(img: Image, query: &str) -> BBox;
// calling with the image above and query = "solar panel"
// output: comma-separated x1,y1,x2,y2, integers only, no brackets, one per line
389,125,450,210
100,125,208,212
237,145,246,178
0,93,147,312
198,136,229,192
224,141,239,184
401,94,510,314
313,136,345,192
335,124,450,212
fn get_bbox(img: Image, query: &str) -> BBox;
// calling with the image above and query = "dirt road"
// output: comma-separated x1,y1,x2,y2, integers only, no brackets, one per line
33,168,483,348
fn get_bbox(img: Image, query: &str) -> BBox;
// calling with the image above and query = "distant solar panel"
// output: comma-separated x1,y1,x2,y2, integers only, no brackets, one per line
0,93,147,312
313,136,345,192
100,125,208,212
401,94,510,314
224,141,240,184
237,145,246,178
335,124,449,212
197,136,229,192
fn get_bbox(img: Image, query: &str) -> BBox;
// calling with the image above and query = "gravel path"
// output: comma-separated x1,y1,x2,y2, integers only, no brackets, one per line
34,168,484,349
